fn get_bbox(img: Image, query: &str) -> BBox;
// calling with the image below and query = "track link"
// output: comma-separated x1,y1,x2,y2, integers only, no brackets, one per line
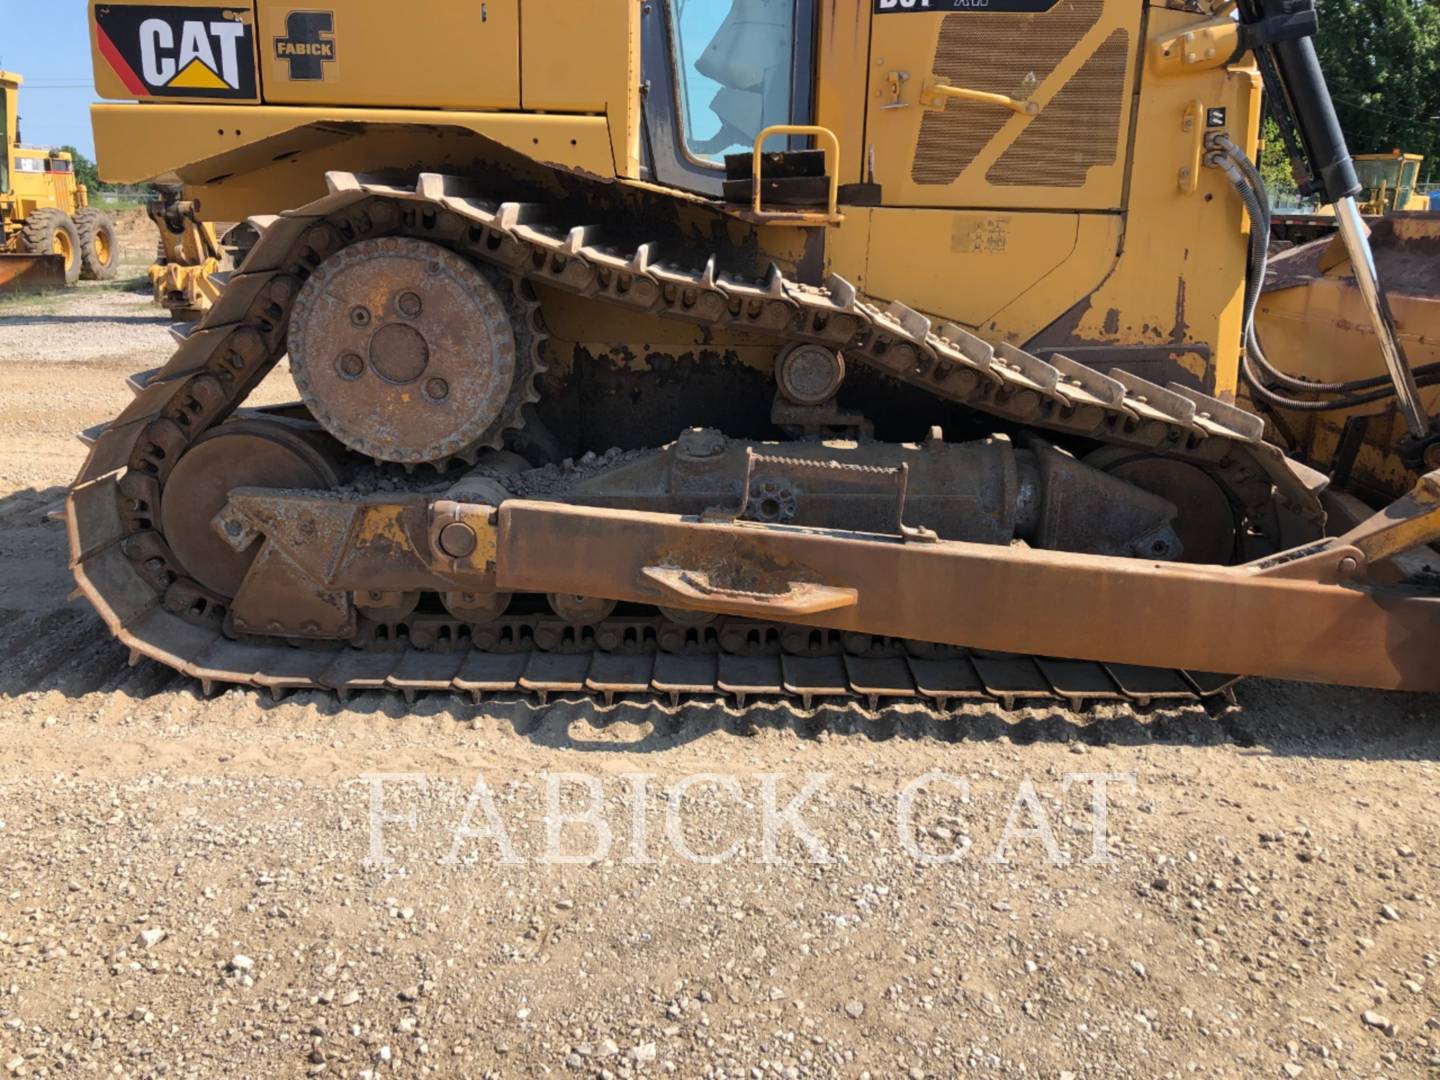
66,171,1325,708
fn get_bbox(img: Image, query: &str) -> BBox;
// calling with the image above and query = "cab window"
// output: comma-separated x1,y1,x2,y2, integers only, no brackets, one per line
1400,160,1419,200
0,89,8,194
669,0,804,164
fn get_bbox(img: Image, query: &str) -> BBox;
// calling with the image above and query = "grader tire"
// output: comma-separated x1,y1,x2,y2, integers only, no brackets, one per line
20,209,81,284
75,208,120,281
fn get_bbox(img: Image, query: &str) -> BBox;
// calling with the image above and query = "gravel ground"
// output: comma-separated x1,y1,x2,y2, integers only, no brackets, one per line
0,278,1437,1080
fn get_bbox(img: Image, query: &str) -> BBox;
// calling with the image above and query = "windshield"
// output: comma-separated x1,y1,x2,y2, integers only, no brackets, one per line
1354,158,1401,191
670,0,798,163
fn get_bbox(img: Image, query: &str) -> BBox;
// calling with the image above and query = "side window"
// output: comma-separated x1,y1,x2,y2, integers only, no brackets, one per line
1400,160,1418,201
670,0,800,163
0,90,8,194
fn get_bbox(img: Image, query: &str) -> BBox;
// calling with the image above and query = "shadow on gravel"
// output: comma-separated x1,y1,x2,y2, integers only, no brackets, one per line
0,485,184,704
255,680,1440,763
5,486,1437,762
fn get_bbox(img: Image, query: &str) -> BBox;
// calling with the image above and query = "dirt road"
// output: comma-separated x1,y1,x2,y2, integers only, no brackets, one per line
0,274,1437,1079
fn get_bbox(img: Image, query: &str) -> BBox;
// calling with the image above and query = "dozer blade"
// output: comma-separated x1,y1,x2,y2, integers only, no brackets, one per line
0,253,66,293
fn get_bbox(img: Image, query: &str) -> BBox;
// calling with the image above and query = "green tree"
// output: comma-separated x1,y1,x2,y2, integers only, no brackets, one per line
58,145,107,195
1258,115,1302,202
1313,0,1440,183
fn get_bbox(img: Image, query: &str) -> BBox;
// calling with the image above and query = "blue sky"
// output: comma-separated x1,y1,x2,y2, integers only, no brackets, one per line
3,3,98,158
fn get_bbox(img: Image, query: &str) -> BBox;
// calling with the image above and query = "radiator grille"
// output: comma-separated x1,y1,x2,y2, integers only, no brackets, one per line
986,29,1129,187
910,0,1122,189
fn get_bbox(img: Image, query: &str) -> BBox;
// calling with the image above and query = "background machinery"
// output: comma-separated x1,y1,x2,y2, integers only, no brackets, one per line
1,71,119,291
1270,149,1432,243
1352,150,1430,215
67,0,1440,705
148,184,259,321
147,185,224,321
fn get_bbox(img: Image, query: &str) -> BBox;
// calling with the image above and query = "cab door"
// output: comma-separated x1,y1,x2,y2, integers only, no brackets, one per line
866,0,1142,211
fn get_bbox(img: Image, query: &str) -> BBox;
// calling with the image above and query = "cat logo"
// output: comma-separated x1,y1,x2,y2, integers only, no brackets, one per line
273,12,337,81
94,5,257,99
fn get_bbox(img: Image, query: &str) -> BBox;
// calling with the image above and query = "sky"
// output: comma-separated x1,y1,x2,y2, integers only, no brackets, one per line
2,2,100,158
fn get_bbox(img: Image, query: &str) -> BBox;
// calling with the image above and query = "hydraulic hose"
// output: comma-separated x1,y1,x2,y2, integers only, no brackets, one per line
1209,139,1440,412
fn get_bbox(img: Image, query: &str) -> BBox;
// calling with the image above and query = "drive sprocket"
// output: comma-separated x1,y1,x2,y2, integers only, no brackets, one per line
287,236,541,465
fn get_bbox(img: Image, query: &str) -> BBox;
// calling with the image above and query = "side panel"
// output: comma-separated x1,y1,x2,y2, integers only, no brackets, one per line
521,0,623,112
1025,9,1262,397
90,104,614,214
864,0,1141,210
836,209,1121,344
91,0,261,103
521,0,640,177
255,0,520,110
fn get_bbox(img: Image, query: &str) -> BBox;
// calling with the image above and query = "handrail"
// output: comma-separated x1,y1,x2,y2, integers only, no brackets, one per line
750,124,841,220
920,78,1041,116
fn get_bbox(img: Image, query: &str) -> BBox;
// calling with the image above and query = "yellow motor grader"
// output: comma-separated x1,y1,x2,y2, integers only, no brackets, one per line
1,70,120,290
70,0,1440,706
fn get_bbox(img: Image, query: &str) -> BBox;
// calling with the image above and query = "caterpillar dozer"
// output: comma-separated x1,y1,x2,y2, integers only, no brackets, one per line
71,0,1440,706
1,71,120,291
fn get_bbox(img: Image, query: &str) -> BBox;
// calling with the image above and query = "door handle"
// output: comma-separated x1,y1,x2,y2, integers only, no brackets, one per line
919,77,1041,116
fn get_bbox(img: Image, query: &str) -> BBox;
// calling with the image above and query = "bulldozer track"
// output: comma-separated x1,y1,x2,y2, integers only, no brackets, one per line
66,171,1325,708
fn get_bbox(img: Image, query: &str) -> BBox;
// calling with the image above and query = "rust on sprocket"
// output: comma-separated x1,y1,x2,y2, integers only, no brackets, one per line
287,236,520,465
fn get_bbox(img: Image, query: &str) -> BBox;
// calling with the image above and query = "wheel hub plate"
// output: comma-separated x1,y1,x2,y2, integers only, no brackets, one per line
288,237,518,464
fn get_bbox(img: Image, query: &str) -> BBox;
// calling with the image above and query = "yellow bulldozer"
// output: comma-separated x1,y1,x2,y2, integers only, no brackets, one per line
69,0,1440,706
1,71,120,291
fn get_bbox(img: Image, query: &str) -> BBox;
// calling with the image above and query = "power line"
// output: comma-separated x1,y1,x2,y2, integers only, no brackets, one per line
1332,95,1440,131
